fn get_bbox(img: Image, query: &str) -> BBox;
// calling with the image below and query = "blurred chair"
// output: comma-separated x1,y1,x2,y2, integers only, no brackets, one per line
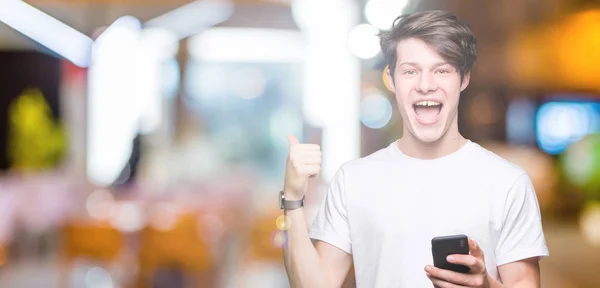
59,220,124,287
247,210,285,263
136,212,214,288
241,207,356,288
235,208,289,287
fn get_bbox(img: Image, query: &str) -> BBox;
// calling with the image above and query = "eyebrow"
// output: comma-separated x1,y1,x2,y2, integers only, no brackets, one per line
399,62,450,68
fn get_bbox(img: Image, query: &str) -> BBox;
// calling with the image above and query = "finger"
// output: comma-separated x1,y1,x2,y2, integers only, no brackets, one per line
287,135,299,147
289,155,321,166
425,265,470,286
302,156,322,165
468,237,484,260
289,149,321,164
290,145,321,156
447,254,481,272
426,273,468,288
298,165,320,176
296,144,321,151
298,150,322,158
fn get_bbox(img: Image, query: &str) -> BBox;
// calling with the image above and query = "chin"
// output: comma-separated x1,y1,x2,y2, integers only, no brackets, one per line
406,116,449,144
412,129,445,143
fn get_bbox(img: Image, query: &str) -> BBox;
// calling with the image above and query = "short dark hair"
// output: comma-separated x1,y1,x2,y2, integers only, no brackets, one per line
379,10,477,81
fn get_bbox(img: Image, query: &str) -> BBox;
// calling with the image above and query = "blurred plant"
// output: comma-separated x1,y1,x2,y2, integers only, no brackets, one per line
560,133,600,201
7,88,66,172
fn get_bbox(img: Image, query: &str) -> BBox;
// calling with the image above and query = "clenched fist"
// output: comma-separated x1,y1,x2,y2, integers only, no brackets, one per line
283,135,322,200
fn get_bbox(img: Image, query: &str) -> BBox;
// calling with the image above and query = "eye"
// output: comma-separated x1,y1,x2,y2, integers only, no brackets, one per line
435,69,450,75
403,70,417,75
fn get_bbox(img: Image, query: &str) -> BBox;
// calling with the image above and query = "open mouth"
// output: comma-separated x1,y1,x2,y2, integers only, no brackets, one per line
413,100,443,123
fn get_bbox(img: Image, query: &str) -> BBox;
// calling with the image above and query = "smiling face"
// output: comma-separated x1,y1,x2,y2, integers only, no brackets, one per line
386,37,470,143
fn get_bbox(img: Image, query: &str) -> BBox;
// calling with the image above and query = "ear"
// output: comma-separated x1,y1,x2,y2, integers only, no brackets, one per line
460,72,471,92
384,65,395,92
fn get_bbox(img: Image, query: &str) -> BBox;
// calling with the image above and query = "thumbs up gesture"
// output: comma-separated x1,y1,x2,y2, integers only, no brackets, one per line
283,135,322,200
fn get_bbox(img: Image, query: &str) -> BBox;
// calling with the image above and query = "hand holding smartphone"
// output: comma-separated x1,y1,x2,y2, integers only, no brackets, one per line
431,234,470,273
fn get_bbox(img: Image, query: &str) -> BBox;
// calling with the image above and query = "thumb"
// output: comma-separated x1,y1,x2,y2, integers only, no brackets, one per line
287,135,299,146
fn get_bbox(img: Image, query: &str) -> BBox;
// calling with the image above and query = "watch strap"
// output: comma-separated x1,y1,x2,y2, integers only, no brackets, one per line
279,191,304,210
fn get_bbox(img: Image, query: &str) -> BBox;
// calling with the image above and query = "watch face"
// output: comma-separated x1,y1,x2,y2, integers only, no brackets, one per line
279,191,284,209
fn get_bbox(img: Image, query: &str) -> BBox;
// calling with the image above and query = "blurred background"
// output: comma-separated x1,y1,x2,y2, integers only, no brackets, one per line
0,0,599,287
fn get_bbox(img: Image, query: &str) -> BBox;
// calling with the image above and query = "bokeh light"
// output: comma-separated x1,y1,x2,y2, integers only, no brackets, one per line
138,27,178,61
360,93,393,129
86,189,115,220
536,102,600,155
110,202,144,233
506,98,537,145
382,66,393,91
348,24,381,59
149,202,181,231
291,0,357,32
271,230,287,249
84,266,114,288
580,201,600,247
87,15,143,187
561,134,600,198
555,10,600,90
365,0,410,30
275,215,291,231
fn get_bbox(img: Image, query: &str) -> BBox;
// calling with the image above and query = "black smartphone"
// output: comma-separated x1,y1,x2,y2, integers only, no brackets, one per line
431,234,470,273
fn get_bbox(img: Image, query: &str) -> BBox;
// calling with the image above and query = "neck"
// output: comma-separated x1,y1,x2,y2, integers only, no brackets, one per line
397,119,467,160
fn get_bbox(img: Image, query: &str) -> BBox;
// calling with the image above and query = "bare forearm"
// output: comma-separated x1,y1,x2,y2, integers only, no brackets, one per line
490,275,539,288
283,208,330,288
282,136,331,287
505,281,539,288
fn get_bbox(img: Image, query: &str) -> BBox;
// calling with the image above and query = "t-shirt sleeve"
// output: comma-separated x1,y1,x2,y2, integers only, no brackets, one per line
495,173,549,266
308,168,352,255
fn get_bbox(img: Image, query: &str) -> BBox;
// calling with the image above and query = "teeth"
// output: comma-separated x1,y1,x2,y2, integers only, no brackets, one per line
414,100,441,107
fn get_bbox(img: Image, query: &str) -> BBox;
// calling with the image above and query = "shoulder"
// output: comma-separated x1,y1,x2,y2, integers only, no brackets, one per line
466,142,529,182
337,142,398,177
465,142,536,204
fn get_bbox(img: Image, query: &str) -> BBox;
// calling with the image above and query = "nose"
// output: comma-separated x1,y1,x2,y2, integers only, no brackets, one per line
416,72,437,93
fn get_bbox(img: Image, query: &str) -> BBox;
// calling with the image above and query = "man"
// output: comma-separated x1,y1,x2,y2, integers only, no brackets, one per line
281,10,549,288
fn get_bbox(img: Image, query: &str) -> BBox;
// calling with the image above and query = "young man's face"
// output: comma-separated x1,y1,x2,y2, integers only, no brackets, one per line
386,37,470,143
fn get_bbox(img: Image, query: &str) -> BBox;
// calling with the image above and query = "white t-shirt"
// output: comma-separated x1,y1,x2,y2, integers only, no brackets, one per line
308,140,549,287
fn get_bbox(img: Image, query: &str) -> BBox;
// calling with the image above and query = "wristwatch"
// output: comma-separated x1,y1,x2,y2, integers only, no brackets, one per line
279,190,304,210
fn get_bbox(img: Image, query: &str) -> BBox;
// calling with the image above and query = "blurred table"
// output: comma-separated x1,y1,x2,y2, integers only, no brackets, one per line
540,219,600,288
